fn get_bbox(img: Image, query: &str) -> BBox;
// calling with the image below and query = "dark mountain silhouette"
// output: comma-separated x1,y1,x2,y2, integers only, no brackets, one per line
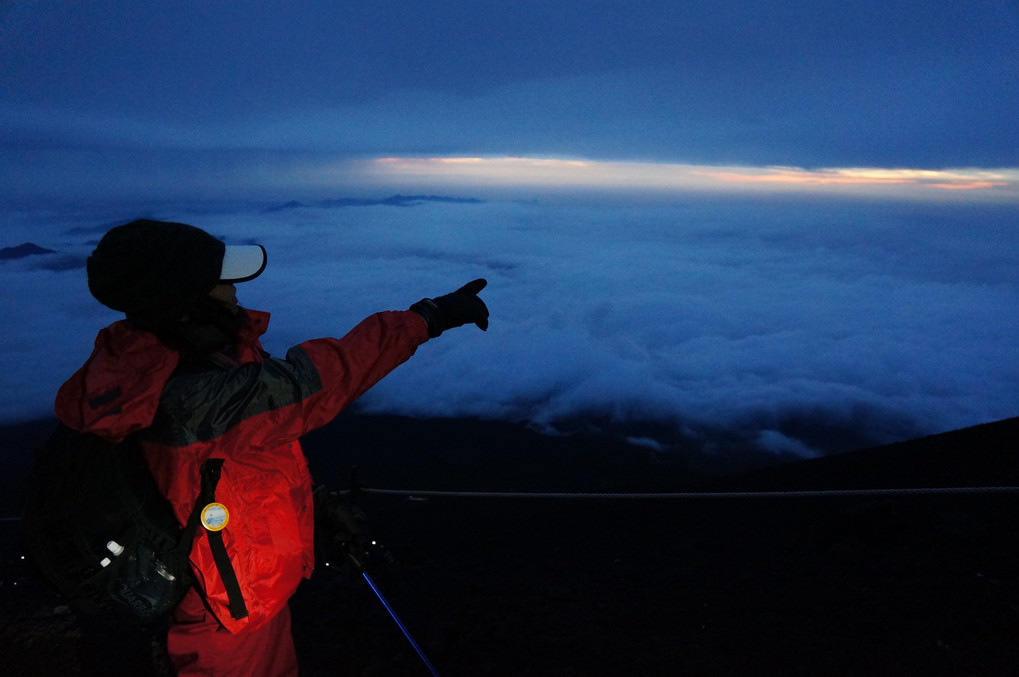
2,414,1017,675
0,242,56,260
261,199,308,212
263,194,485,212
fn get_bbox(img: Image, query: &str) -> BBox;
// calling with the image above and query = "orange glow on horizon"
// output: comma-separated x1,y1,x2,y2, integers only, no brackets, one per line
928,182,1006,190
691,170,914,186
353,156,1019,201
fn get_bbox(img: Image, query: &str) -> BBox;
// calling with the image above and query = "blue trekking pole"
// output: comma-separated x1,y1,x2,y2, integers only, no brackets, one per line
322,468,441,676
361,570,441,677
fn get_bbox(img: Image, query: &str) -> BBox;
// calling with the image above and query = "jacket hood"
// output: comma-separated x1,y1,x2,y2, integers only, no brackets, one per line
55,310,270,441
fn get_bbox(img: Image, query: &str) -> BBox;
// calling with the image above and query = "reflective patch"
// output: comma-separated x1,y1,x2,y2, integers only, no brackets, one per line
88,387,122,410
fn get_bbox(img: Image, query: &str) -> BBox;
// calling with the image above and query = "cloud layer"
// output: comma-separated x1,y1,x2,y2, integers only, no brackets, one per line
2,196,1016,459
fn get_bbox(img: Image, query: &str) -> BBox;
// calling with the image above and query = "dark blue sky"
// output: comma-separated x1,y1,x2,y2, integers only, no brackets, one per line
2,1,1018,199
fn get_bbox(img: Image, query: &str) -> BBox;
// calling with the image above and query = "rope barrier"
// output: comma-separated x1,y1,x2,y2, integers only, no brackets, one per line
1,485,1016,522
343,486,1019,500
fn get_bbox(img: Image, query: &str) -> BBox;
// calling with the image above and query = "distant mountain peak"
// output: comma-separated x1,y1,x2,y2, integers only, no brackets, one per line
263,194,485,212
389,194,485,204
0,243,56,260
261,200,308,213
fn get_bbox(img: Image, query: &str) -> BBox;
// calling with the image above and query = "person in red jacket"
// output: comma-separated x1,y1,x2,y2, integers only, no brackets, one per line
54,219,489,676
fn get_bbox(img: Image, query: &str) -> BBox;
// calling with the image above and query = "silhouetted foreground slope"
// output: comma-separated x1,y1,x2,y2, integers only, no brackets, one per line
2,415,1017,675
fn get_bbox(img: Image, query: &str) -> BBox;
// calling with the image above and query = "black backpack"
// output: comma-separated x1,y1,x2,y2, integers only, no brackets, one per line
22,425,198,623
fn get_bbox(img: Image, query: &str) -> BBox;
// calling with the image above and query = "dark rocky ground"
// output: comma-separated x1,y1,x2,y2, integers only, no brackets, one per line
2,415,1018,676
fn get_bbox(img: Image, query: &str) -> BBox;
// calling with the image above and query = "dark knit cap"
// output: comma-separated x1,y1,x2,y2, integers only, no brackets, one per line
87,219,226,324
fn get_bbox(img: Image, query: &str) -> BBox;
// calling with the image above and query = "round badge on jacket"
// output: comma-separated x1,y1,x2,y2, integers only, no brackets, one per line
201,502,230,531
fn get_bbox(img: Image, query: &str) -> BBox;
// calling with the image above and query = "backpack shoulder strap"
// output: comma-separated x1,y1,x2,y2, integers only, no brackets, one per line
181,458,248,621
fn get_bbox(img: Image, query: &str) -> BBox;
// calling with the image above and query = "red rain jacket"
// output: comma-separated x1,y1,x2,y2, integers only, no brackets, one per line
55,309,429,634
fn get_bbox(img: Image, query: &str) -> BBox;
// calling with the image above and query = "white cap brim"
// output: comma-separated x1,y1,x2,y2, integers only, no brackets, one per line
220,245,267,283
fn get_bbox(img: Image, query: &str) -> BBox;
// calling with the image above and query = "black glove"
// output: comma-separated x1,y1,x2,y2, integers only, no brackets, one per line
410,278,490,338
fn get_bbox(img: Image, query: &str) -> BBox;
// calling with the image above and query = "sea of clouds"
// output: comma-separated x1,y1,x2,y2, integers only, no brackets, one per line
2,195,1017,459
